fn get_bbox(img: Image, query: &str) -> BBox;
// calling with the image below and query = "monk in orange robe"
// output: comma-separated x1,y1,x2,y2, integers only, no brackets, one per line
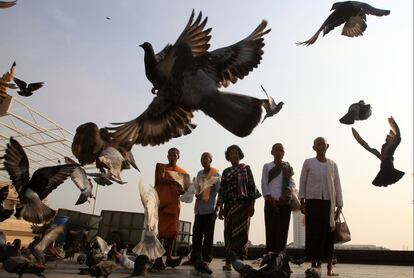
153,147,187,270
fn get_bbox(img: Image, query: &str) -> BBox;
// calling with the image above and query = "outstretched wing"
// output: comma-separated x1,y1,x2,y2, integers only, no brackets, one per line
3,137,30,194
94,236,110,255
167,171,191,191
357,2,391,16
29,164,77,200
35,225,65,252
108,92,195,147
155,10,212,79
198,20,270,87
0,1,16,8
64,157,88,191
27,82,44,92
72,122,106,165
12,77,27,90
381,116,401,159
139,182,159,234
351,128,381,159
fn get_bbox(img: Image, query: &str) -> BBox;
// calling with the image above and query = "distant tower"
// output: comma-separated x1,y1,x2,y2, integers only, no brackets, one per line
292,211,306,248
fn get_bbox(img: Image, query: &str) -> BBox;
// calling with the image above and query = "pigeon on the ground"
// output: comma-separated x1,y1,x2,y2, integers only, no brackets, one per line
13,77,44,97
2,256,46,278
339,100,371,125
260,85,284,123
0,1,16,9
119,248,135,271
3,137,77,223
132,183,165,260
305,267,321,278
64,157,95,205
352,116,404,186
131,254,150,277
0,61,16,94
89,260,119,278
108,10,270,146
297,1,390,46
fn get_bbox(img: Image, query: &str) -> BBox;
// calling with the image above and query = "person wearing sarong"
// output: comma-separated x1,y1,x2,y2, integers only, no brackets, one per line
190,152,221,264
299,137,343,276
216,145,261,271
261,143,295,255
153,147,187,270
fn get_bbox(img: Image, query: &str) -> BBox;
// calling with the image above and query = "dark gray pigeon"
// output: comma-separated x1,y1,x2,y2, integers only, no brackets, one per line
339,100,372,125
260,85,284,123
64,157,95,205
3,137,77,223
352,116,404,186
13,77,44,97
109,10,270,146
2,256,46,278
0,1,16,8
297,1,390,46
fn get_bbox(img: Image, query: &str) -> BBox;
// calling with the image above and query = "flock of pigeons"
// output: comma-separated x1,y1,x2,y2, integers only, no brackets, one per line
0,1,406,277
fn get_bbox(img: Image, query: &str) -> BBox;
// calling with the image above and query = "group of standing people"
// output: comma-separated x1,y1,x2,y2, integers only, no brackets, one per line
152,136,343,276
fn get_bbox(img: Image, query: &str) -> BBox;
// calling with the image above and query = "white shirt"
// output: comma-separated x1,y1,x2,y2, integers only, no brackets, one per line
299,158,343,207
261,161,296,199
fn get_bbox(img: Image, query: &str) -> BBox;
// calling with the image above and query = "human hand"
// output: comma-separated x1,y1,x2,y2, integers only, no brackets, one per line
300,203,306,215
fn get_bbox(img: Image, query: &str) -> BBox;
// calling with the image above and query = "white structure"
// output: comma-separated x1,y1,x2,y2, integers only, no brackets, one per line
292,210,306,248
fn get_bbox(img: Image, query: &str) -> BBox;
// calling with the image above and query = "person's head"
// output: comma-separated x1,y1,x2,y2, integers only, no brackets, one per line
167,148,180,165
225,145,244,166
200,152,212,170
271,143,285,163
313,137,329,158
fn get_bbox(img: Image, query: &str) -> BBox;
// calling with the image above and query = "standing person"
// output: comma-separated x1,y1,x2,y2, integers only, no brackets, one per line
190,152,221,265
261,143,295,255
299,137,343,276
216,145,261,271
153,147,188,270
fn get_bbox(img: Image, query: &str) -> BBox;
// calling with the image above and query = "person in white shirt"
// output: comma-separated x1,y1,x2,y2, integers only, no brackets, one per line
261,143,295,255
299,137,343,276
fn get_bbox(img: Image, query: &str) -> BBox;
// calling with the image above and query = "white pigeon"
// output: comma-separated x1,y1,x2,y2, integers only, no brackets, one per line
194,175,220,195
180,181,196,203
64,157,95,205
167,170,191,191
98,146,126,184
94,236,112,256
132,183,165,260
120,248,135,270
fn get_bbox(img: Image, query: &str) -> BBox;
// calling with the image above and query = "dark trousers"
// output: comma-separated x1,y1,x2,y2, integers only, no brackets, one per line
191,213,216,263
305,199,334,261
264,200,291,253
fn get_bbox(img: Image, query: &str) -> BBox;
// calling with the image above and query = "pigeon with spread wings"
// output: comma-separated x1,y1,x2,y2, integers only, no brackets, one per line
132,183,165,260
260,85,284,124
64,157,95,205
3,137,77,223
13,77,44,97
109,10,270,146
297,1,390,46
352,117,404,186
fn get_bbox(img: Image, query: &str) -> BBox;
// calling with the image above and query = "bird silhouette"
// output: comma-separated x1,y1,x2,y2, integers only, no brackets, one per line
297,1,390,46
0,1,16,9
108,10,270,146
352,116,404,186
339,100,371,125
64,157,95,205
3,137,77,223
13,77,44,97
260,85,284,123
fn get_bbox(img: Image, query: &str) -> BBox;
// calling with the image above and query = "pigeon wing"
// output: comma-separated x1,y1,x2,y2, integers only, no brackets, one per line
351,128,381,159
380,117,401,159
357,2,391,16
3,137,30,194
342,15,367,37
12,77,27,90
27,82,44,92
167,171,191,191
139,183,160,234
34,225,65,252
29,164,77,200
95,236,110,255
108,92,195,147
0,1,16,8
64,157,88,191
198,20,270,87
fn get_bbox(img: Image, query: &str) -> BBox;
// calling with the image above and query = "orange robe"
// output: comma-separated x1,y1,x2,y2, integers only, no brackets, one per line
154,163,187,239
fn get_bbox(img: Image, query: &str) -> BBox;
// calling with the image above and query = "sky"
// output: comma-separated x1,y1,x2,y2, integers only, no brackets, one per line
0,0,412,250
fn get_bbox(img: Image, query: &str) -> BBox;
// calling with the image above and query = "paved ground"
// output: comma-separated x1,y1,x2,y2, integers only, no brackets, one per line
0,259,413,277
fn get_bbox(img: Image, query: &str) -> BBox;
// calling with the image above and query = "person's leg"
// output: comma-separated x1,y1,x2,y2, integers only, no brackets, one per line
264,200,276,252
191,215,203,261
165,237,174,259
201,213,216,263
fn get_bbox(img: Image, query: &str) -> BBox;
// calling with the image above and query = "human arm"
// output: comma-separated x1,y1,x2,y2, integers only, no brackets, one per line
261,163,271,201
333,162,343,218
299,160,309,214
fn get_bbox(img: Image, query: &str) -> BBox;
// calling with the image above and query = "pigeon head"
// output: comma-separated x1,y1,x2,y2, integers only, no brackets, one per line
139,42,152,50
331,2,340,11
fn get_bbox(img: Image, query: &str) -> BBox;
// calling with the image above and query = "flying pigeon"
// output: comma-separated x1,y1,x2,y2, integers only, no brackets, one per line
3,137,77,223
339,100,372,124
297,1,390,46
106,16,111,20
0,1,16,9
260,85,284,123
13,77,44,97
132,183,165,260
108,10,270,146
352,116,405,186
0,61,16,94
167,170,191,191
64,157,95,205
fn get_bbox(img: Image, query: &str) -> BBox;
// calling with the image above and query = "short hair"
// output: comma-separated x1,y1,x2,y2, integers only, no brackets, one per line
225,145,244,161
201,152,212,161
313,137,327,146
168,147,180,155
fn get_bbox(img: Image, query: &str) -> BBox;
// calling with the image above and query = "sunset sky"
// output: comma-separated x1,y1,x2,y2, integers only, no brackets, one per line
0,0,412,250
